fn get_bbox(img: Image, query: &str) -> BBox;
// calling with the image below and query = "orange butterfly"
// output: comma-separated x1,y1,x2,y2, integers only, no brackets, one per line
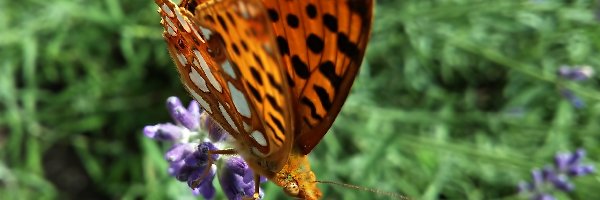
155,0,373,199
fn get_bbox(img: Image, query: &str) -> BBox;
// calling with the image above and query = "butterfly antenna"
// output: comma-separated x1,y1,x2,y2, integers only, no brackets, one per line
315,180,411,200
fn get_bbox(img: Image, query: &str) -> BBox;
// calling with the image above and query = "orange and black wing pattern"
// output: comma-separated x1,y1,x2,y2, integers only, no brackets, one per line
156,0,295,173
262,0,374,154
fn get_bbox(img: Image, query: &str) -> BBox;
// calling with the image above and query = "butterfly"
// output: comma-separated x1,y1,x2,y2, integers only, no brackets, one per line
155,0,373,199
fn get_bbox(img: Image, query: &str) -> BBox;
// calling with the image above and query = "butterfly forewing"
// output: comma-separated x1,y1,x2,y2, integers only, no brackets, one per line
157,0,295,173
158,0,243,138
263,0,374,154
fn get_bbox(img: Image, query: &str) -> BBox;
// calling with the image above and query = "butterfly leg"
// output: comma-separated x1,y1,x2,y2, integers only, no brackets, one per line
241,176,261,200
190,149,238,188
253,174,261,199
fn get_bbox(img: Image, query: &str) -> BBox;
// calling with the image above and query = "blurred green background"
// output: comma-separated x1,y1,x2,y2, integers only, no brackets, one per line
1,0,600,199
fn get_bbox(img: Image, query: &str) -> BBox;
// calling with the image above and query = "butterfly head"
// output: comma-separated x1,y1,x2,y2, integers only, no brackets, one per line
273,149,322,200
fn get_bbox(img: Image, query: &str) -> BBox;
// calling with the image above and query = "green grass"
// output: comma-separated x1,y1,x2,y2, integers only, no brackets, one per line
1,0,600,199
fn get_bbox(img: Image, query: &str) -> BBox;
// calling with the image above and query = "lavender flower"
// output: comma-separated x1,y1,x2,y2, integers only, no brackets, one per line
143,96,264,199
218,157,266,200
559,89,584,109
557,65,594,81
556,65,594,109
518,148,595,200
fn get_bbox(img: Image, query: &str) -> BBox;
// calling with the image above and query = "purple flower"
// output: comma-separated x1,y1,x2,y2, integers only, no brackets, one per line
143,96,265,199
166,96,184,121
167,96,200,130
533,193,556,200
518,148,595,199
202,114,227,143
557,65,594,81
218,157,264,200
554,149,595,177
192,182,216,199
143,123,183,141
559,88,584,109
556,65,593,109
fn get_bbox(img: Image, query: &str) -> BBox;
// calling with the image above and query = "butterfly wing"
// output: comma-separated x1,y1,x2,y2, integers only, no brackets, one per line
262,0,374,154
156,0,295,174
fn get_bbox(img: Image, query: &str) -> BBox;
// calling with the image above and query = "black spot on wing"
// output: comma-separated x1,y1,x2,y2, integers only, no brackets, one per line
301,96,324,120
319,61,342,89
267,73,283,92
286,72,295,87
204,15,215,23
286,14,299,28
313,85,332,110
247,83,263,102
291,55,310,79
250,67,263,85
306,34,324,54
253,53,263,68
267,8,279,22
337,33,360,60
226,12,236,26
241,41,248,51
266,122,284,144
266,95,282,112
269,114,285,138
231,43,240,55
216,15,228,32
322,14,338,32
306,4,317,19
276,36,290,55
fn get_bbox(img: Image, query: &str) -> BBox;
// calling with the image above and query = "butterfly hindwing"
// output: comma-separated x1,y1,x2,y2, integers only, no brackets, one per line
262,0,374,154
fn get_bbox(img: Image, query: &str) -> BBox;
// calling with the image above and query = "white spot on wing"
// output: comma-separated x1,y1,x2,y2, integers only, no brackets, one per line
174,7,191,33
193,50,222,92
185,85,212,113
228,82,251,118
167,25,176,36
243,122,251,132
165,17,177,32
161,3,174,17
219,103,237,132
199,26,212,40
189,68,209,92
250,130,267,146
176,53,187,66
190,26,205,43
221,60,236,78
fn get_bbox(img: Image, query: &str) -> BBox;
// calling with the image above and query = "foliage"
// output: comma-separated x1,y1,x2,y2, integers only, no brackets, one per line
1,0,599,199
